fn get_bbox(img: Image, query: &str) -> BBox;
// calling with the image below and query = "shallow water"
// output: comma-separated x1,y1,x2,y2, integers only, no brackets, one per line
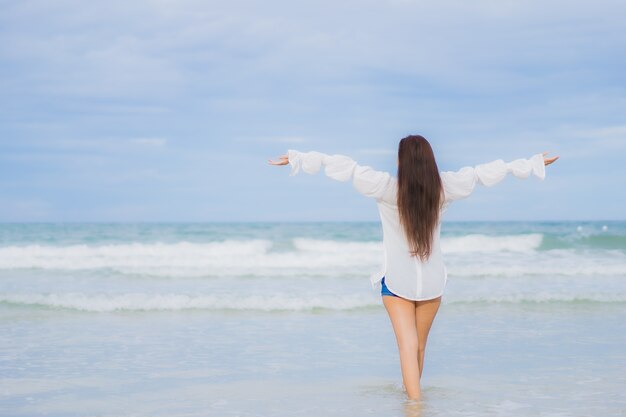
1,221,625,416
2,304,624,416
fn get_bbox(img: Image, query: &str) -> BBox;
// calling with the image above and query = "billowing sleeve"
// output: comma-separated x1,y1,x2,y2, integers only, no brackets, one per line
287,149,393,201
440,153,546,204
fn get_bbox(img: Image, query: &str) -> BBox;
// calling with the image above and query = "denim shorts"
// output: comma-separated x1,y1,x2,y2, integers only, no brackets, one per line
381,276,399,297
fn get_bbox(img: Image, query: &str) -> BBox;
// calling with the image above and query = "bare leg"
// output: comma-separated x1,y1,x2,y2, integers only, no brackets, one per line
415,296,442,380
382,295,421,400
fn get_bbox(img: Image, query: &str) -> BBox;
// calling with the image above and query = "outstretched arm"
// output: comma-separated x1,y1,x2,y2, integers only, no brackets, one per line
440,151,558,205
268,149,394,201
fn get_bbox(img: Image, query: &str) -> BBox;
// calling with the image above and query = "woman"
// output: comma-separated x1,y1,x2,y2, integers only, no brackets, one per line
268,134,559,401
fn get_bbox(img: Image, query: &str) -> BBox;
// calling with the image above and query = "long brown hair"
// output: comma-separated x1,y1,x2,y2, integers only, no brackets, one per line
397,135,444,261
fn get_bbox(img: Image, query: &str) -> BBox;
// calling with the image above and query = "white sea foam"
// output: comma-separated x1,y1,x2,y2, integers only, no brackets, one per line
0,292,377,312
449,292,626,304
1,234,622,280
0,239,382,278
0,234,543,272
0,240,274,269
443,260,626,277
441,233,543,253
292,238,382,253
1,291,624,312
3,234,624,291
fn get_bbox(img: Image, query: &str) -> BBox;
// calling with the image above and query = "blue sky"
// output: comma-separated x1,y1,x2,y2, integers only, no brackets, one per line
0,0,624,222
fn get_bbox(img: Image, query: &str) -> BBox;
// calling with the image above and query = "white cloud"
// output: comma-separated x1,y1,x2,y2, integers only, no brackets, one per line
577,125,626,142
2,0,625,101
130,138,168,147
42,137,168,151
102,168,172,184
0,138,170,163
1,0,624,221
236,136,307,144
0,198,53,221
357,148,396,156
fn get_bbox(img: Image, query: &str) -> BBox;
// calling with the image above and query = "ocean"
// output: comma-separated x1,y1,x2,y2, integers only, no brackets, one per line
0,221,625,416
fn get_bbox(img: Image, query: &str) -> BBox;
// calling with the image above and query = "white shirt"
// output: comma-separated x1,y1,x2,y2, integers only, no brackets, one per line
286,149,546,301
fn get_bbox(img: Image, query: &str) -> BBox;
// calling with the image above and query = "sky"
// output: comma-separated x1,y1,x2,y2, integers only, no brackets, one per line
0,0,625,222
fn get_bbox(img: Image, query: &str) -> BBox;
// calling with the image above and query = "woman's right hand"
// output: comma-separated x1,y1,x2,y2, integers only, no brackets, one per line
542,151,559,166
268,154,289,166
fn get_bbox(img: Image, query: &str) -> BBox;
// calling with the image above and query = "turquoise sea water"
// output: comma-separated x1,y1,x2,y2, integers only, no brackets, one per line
1,221,625,416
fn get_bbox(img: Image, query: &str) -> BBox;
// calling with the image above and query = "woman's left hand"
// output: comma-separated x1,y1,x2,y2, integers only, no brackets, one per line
268,154,289,166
